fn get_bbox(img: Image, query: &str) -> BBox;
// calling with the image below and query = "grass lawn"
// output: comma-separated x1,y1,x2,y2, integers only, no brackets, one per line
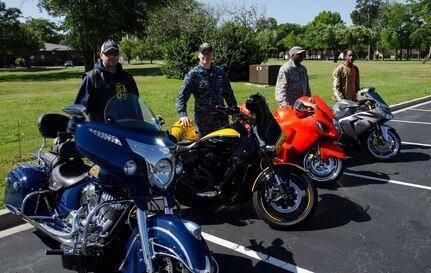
0,60,430,207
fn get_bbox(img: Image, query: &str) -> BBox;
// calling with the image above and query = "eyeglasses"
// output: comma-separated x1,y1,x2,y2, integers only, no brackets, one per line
104,51,119,57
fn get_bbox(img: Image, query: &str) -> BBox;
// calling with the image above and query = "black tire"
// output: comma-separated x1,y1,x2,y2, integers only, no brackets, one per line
301,147,345,187
252,165,318,229
361,128,401,161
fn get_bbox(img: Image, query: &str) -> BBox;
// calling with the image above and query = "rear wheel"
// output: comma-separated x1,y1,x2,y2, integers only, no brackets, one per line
252,165,318,229
361,128,401,161
302,147,345,187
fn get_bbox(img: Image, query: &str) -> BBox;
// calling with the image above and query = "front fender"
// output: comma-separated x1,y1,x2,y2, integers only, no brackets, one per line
121,215,214,273
251,163,307,192
319,141,346,161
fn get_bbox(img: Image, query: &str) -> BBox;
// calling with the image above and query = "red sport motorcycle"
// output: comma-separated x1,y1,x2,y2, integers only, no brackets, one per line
272,96,346,187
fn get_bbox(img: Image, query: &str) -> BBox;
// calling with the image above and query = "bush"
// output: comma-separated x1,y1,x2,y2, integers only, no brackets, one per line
212,21,265,81
161,36,199,79
15,57,26,67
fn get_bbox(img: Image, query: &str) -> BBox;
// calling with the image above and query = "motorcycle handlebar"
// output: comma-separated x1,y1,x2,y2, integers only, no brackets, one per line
215,105,239,115
215,105,255,126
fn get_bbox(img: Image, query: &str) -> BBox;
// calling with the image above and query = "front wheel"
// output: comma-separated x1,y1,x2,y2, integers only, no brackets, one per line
361,128,401,161
252,164,318,229
153,256,191,273
302,148,345,188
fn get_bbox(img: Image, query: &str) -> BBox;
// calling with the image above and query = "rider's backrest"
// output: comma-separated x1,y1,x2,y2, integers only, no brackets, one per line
38,113,70,138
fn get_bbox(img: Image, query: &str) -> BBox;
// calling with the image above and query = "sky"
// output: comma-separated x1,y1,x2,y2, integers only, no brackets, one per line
3,0,407,26
4,0,359,25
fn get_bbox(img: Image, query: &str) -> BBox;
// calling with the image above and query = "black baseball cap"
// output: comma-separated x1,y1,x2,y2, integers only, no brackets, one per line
198,43,212,53
101,40,119,53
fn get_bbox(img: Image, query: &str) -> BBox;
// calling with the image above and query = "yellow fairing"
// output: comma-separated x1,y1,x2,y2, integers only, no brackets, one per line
200,128,240,141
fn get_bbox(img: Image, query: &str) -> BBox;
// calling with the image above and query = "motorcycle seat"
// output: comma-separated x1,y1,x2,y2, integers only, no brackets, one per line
177,141,199,153
49,161,91,191
41,142,84,170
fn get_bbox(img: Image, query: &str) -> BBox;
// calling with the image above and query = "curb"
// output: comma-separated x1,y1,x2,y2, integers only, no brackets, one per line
0,209,25,231
1,95,431,232
390,95,431,112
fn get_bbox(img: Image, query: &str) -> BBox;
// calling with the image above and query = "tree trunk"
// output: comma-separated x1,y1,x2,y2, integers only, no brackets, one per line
423,46,431,64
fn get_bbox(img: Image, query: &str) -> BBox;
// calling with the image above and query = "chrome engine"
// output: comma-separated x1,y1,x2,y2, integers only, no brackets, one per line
62,183,130,252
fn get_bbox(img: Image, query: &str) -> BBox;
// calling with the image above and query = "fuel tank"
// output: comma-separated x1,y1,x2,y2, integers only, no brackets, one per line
198,128,240,152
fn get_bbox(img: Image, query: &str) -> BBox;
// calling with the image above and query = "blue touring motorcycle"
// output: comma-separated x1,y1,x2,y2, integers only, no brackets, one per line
4,94,217,273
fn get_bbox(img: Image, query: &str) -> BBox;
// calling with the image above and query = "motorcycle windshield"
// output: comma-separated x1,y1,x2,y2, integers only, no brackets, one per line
246,93,285,147
367,91,388,106
104,93,162,131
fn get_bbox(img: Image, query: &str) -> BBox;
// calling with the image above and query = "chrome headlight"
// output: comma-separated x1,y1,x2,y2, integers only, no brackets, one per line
126,139,176,189
150,159,174,188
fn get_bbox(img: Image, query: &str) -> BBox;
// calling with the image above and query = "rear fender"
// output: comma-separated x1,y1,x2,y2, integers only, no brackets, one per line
251,163,307,192
121,215,213,273
319,141,346,161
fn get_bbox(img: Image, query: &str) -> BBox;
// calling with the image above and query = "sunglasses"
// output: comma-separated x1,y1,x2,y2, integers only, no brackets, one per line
104,51,119,57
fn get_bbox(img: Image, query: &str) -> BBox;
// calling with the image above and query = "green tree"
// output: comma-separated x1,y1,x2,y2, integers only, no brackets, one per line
275,23,305,58
21,18,63,44
119,37,137,64
305,11,345,61
39,0,166,71
146,0,216,78
160,35,197,79
212,20,265,81
376,1,411,60
0,2,21,65
0,2,42,66
351,0,383,59
408,0,431,62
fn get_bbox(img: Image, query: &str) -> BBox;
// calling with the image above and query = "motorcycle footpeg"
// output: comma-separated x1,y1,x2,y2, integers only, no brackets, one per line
196,191,219,198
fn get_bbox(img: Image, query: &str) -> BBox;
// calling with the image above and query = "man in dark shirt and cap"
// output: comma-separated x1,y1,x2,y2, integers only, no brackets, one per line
66,40,139,133
176,43,237,138
275,46,311,107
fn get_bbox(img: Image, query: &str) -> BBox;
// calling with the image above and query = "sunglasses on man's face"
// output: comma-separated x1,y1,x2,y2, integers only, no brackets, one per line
104,51,119,57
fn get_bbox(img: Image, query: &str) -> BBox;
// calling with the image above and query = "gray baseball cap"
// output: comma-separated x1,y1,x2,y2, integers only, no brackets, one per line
289,46,306,55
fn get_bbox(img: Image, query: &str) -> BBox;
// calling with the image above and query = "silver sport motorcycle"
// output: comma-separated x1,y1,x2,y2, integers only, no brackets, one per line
332,87,401,161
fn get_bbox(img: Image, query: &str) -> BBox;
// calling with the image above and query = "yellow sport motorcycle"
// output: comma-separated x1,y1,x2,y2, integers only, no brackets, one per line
174,93,318,229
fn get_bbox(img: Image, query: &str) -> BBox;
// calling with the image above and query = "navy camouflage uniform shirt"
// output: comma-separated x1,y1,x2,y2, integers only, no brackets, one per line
176,64,237,137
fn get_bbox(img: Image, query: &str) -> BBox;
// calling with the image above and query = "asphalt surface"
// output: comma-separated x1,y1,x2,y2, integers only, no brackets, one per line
1,95,431,273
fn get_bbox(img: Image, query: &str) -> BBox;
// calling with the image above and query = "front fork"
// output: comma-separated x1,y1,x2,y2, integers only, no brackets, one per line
137,209,154,272
136,196,175,273
253,126,290,194
261,144,290,195
377,124,391,142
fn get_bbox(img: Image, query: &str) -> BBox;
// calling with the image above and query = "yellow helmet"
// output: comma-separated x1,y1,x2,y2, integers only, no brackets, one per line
170,121,198,142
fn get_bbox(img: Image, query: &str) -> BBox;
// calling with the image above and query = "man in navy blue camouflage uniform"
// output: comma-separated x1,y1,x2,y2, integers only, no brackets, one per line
176,43,237,138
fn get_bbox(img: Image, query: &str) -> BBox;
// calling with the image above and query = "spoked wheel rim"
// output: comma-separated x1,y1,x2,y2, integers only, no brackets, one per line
303,148,344,183
366,130,400,160
253,169,317,228
267,182,302,213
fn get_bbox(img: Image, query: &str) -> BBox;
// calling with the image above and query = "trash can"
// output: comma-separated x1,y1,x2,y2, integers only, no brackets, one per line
249,64,281,85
